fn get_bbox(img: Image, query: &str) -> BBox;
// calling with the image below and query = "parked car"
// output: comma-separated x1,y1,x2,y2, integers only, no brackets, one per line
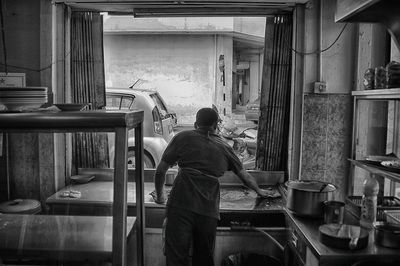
245,97,260,123
106,86,176,168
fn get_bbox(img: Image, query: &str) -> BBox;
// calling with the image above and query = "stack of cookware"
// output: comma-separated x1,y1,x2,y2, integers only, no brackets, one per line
286,180,369,250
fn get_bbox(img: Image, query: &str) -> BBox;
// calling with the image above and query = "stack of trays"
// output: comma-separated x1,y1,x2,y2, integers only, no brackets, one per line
387,61,400,88
0,87,48,111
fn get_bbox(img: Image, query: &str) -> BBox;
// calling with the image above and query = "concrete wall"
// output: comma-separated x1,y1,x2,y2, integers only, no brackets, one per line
104,34,222,124
0,0,55,205
303,0,357,94
300,0,357,200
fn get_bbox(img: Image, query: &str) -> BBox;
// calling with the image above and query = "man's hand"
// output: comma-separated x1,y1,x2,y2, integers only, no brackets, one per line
256,188,281,198
256,188,271,198
150,190,166,204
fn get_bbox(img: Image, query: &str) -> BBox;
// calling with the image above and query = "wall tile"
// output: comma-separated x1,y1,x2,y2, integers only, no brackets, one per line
300,168,325,182
327,94,353,137
326,135,352,170
303,94,328,133
301,93,353,200
301,131,327,170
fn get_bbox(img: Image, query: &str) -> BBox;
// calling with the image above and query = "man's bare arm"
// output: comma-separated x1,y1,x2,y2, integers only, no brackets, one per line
235,169,269,197
154,160,170,204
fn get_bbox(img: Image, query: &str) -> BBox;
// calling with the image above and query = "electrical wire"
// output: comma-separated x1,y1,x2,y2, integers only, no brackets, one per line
252,227,284,252
0,0,72,74
0,49,71,73
0,0,7,73
0,18,348,72
288,23,349,55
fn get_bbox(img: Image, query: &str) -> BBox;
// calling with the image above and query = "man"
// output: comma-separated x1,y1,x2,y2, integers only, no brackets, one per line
153,107,269,266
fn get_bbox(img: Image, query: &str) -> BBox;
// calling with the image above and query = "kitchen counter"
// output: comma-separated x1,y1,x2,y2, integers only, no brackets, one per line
46,181,284,212
45,182,400,265
46,181,286,228
285,209,400,266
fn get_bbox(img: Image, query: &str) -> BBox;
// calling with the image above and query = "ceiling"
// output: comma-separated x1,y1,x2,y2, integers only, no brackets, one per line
54,0,309,16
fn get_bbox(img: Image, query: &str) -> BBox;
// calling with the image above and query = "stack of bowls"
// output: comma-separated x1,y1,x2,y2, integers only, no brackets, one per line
0,87,48,111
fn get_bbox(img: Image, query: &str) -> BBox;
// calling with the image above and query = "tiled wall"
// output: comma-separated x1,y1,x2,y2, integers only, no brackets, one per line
301,93,353,200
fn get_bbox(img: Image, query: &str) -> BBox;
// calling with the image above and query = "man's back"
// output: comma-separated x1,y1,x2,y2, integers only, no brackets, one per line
162,129,242,177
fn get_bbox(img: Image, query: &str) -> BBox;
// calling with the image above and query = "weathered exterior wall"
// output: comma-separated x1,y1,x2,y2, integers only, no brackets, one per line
214,35,233,117
104,34,225,124
103,16,265,123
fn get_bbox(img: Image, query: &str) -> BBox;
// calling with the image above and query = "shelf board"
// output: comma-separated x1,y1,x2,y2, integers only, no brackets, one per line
335,0,399,23
349,159,400,183
351,88,400,100
0,110,144,132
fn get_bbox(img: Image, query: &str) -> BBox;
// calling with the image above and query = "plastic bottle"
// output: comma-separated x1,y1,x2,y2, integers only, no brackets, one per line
360,175,379,229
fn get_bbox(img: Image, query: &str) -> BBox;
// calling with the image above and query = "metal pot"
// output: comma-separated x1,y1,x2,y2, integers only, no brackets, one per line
374,222,400,248
286,180,336,218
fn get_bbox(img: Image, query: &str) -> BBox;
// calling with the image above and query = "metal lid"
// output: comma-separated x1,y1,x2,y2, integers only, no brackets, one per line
0,199,41,214
287,180,336,192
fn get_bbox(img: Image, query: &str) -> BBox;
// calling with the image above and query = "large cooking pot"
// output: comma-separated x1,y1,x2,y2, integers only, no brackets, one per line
286,180,336,218
374,222,400,248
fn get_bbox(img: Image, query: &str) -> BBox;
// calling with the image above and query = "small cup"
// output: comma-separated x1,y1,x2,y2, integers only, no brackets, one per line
324,201,345,224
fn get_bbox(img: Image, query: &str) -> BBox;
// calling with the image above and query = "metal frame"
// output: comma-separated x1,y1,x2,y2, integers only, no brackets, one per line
0,110,144,266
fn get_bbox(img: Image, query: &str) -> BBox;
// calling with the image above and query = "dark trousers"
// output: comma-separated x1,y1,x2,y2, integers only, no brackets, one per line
165,207,218,266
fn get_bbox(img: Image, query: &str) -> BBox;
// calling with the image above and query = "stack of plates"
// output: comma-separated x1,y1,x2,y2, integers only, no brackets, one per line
0,87,48,111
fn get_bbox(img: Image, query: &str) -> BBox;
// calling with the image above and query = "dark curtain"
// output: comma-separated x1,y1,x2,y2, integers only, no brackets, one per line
70,12,109,171
256,15,292,171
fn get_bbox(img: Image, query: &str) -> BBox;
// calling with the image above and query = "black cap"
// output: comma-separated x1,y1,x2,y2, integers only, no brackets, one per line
196,108,219,127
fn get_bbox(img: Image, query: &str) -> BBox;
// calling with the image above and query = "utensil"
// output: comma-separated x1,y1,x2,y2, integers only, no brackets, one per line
319,223,369,250
349,225,361,249
286,180,336,218
70,174,95,184
54,103,90,111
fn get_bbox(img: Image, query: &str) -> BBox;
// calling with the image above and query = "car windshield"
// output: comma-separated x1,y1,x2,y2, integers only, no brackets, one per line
106,94,135,110
150,93,168,118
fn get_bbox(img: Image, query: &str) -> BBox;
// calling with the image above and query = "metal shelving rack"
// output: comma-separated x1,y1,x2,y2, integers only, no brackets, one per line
0,110,145,266
350,88,400,195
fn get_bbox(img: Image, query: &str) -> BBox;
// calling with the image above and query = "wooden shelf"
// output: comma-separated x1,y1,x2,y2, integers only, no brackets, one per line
335,0,399,23
0,214,136,262
335,0,400,52
349,159,400,183
351,88,400,100
0,110,143,132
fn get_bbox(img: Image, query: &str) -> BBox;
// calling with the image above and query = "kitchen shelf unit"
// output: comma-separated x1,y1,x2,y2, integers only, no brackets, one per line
350,88,400,196
0,110,145,266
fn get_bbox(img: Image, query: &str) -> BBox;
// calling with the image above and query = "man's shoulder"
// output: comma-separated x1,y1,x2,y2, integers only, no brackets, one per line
173,130,197,140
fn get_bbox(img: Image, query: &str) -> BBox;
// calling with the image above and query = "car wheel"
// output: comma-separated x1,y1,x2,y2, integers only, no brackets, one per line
127,149,156,169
